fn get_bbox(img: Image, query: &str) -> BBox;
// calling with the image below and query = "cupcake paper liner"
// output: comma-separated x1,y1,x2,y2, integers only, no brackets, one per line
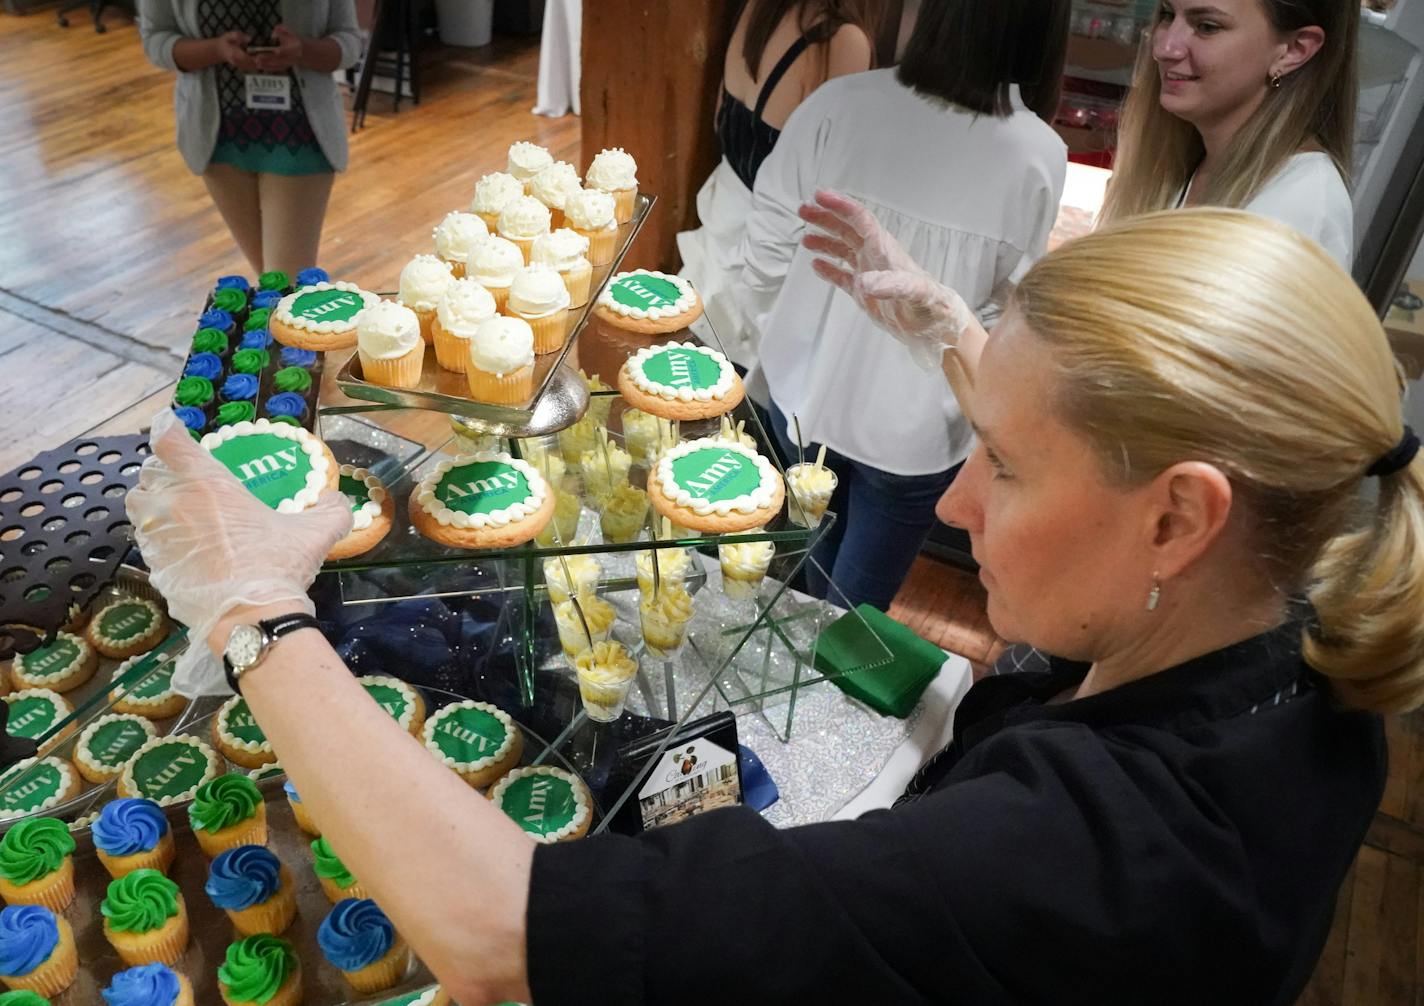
466,363,533,406
359,346,424,390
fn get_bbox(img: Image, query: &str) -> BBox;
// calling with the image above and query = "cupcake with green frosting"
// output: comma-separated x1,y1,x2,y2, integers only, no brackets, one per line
0,989,55,1005
310,837,367,904
217,933,301,1006
229,349,270,375
257,271,291,295
191,328,230,359
0,820,75,913
215,401,257,428
100,869,188,968
188,774,266,858
173,376,215,415
271,367,311,394
211,287,249,326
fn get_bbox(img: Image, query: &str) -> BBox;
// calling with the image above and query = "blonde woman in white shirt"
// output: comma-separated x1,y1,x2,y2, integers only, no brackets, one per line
738,0,1071,610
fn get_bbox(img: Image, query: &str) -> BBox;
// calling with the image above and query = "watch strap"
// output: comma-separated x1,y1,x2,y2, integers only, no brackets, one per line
223,613,322,694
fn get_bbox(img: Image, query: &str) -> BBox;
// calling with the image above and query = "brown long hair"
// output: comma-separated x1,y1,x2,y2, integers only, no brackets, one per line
740,0,892,80
1099,0,1357,224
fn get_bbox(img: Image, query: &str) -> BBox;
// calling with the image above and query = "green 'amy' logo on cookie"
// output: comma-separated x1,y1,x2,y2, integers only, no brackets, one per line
222,698,266,746
610,273,684,312
5,696,62,739
99,602,157,643
340,475,372,512
362,683,410,721
0,762,65,813
501,774,577,835
668,449,762,504
638,346,721,391
23,637,79,678
210,432,314,509
86,719,151,767
291,287,364,323
432,706,506,763
437,462,532,516
129,742,211,800
128,659,176,700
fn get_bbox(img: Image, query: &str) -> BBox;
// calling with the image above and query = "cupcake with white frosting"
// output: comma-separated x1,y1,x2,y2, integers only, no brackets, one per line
508,264,572,355
397,254,455,343
529,162,582,229
497,195,553,264
471,171,525,231
507,141,554,192
531,228,593,308
564,189,619,266
586,147,639,224
432,277,497,373
431,211,489,279
466,315,535,405
470,236,525,314
357,301,424,389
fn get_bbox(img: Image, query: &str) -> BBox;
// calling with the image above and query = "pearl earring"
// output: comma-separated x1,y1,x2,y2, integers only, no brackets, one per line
1146,575,1162,612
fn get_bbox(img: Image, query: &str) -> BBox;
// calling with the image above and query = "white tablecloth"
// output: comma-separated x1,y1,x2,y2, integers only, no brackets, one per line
534,0,581,117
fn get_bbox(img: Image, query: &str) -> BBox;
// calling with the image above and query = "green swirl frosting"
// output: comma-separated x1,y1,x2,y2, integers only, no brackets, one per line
100,869,180,933
219,934,296,1004
174,376,214,407
244,309,272,332
310,837,354,888
0,818,75,886
230,349,270,374
191,328,228,355
216,401,256,427
188,774,261,834
272,367,312,393
212,288,248,313
0,990,52,1006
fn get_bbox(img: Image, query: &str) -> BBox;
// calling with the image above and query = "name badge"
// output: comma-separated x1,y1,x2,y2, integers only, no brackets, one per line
245,74,291,112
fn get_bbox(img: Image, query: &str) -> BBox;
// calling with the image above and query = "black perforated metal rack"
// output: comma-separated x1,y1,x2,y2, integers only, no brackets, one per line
0,433,150,658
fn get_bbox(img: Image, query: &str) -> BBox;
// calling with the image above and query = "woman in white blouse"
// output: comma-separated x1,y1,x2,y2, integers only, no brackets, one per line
735,0,1071,610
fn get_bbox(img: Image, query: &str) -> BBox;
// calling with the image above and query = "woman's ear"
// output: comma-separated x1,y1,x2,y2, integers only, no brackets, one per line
1146,461,1235,580
1275,25,1326,78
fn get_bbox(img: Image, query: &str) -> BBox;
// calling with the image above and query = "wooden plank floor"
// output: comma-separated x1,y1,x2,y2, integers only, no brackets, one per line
2,10,1419,1003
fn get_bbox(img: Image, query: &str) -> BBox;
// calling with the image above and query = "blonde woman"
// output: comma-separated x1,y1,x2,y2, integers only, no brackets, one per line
126,210,1415,1002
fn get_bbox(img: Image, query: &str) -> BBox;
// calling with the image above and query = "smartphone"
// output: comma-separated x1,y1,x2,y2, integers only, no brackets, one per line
246,44,278,53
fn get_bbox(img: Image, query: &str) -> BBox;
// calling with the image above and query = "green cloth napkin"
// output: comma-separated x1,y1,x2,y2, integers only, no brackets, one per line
815,604,946,718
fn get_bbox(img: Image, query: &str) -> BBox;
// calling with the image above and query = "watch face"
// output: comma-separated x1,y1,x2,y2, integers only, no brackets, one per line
225,624,264,670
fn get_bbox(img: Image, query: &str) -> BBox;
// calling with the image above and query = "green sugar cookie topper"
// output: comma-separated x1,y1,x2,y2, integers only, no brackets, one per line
361,682,410,722
220,697,268,747
609,272,685,312
4,694,64,740
80,717,154,768
290,287,365,324
97,601,158,643
435,461,533,516
207,430,317,510
637,345,723,392
428,704,507,765
667,448,762,504
18,635,82,679
497,772,578,837
123,737,218,805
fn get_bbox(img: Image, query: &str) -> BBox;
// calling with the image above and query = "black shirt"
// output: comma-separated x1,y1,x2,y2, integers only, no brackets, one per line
528,620,1386,1004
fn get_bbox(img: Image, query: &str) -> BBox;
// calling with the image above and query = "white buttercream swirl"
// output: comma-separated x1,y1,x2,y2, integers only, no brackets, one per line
398,254,455,312
357,300,422,360
531,229,591,272
414,451,548,530
586,147,638,191
470,316,534,376
597,271,699,321
471,237,525,289
498,195,553,241
471,172,525,214
436,278,498,340
432,211,489,264
530,162,582,210
655,438,778,516
628,341,734,402
200,418,330,514
507,141,554,181
564,189,616,231
274,282,378,334
509,265,571,319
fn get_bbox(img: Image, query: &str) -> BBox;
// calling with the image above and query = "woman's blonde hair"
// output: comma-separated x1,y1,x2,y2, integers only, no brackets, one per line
1098,0,1356,224
1015,209,1424,713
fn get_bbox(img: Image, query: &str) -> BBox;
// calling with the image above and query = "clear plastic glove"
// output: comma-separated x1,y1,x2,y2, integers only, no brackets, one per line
125,410,352,695
799,189,976,371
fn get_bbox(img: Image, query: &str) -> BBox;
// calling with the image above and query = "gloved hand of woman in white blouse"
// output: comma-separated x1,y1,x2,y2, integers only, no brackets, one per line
125,409,352,695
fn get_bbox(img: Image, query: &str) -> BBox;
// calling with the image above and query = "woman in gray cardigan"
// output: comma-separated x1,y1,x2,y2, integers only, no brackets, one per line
139,1,363,278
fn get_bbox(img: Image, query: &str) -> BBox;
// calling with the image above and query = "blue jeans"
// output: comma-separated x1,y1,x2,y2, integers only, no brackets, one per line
768,403,958,611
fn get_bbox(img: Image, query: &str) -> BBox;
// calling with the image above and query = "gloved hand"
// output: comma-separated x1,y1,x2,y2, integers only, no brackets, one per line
799,189,976,371
125,410,352,695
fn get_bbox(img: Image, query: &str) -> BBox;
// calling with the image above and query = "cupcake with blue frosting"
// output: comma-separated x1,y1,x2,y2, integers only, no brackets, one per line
295,268,329,287
251,290,283,312
93,799,174,880
205,846,295,937
215,275,251,294
239,328,274,352
173,407,207,440
182,353,222,382
318,898,408,993
100,962,194,1006
0,905,76,998
278,347,318,370
197,309,235,339
264,393,307,427
220,373,259,404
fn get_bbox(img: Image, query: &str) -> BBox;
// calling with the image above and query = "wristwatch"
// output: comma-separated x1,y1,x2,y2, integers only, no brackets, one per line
221,613,322,694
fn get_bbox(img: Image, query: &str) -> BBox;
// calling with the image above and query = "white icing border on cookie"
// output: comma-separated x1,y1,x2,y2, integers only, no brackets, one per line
273,281,379,334
248,761,285,782
359,676,420,733
113,653,179,710
414,452,548,530
68,809,100,833
2,688,70,738
89,597,165,651
627,341,735,403
0,757,75,820
12,631,91,685
597,271,698,321
421,699,516,773
118,735,221,807
201,418,330,514
489,765,590,844
215,695,272,757
655,439,779,516
75,713,157,774
339,465,387,531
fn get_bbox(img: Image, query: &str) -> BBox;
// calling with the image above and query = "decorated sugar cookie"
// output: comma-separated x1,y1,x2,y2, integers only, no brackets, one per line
648,438,786,534
270,281,379,350
112,653,186,720
212,696,276,770
2,690,72,745
328,465,394,561
202,419,339,513
592,270,702,337
617,341,744,421
489,765,590,843
12,632,97,694
73,713,157,784
358,676,426,738
117,735,222,806
86,597,168,660
411,452,554,550
421,699,522,789
0,757,83,821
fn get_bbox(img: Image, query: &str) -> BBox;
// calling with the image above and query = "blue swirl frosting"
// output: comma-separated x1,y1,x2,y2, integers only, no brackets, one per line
251,290,283,311
282,781,301,804
318,898,395,971
93,799,170,858
183,352,223,380
264,392,307,419
0,906,58,978
215,275,251,293
205,845,283,911
101,962,182,1006
174,407,207,433
296,268,330,287
198,309,234,333
279,347,318,369
220,374,259,401
240,328,274,351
